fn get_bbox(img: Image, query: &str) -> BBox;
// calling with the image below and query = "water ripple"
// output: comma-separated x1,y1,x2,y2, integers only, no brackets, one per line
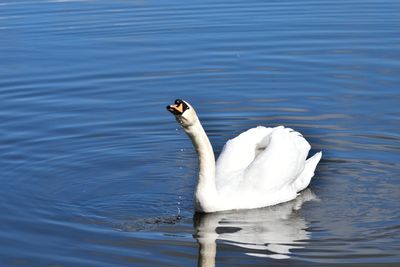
1,0,400,266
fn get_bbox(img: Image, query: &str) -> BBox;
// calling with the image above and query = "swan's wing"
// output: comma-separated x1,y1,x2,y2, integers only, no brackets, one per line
215,126,274,189
243,127,311,193
293,151,322,192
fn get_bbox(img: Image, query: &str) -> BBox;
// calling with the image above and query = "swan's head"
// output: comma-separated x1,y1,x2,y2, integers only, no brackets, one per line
166,99,197,127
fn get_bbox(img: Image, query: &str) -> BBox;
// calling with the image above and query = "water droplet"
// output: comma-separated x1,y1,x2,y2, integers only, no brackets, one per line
177,195,182,216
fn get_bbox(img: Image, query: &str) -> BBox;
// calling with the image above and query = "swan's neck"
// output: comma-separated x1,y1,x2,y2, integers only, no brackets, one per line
183,118,218,212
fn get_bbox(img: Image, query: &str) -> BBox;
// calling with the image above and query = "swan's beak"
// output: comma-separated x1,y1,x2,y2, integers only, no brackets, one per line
166,99,188,115
167,103,184,115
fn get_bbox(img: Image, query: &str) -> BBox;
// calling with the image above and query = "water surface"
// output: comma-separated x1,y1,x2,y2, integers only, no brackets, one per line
0,0,399,266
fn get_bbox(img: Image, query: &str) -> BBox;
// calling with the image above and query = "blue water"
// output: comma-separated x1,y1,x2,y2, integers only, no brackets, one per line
1,0,399,266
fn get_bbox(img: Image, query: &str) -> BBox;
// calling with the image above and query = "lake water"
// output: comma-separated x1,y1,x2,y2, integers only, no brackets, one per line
1,0,399,266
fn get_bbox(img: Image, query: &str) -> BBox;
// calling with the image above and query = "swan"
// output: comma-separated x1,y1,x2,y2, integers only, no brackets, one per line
166,99,322,213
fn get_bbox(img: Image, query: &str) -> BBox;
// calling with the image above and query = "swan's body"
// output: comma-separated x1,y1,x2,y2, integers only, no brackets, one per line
167,99,322,213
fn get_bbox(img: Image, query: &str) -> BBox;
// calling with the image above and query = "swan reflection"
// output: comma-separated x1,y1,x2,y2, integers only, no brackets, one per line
194,189,316,266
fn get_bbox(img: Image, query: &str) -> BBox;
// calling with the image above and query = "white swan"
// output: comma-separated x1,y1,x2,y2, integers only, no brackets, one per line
167,99,322,213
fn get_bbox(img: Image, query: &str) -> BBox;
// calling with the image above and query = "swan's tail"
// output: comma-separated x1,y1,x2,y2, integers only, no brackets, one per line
294,151,322,192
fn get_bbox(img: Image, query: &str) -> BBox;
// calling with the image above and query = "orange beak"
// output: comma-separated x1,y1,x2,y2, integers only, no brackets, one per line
167,102,184,115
